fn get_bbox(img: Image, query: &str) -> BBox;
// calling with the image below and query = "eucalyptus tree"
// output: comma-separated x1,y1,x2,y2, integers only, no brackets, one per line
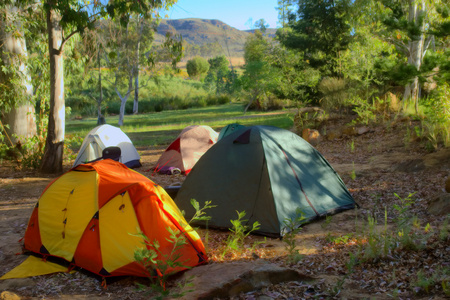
104,17,182,126
369,0,450,112
276,0,294,28
204,55,229,94
38,0,177,174
0,1,36,145
104,18,141,126
242,30,280,112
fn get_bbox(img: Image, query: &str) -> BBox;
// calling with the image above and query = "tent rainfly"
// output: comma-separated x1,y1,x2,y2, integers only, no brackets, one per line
155,125,218,175
1,160,207,280
73,124,141,168
175,125,357,237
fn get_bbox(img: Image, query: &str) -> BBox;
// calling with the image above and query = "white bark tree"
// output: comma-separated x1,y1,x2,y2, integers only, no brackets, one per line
40,2,65,172
39,0,177,173
379,0,442,113
0,2,36,145
403,0,427,113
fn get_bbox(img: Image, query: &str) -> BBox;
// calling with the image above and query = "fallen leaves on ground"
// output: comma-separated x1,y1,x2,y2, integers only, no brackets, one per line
1,114,449,299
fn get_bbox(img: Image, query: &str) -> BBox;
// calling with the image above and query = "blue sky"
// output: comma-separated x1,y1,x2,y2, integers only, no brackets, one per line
164,0,280,31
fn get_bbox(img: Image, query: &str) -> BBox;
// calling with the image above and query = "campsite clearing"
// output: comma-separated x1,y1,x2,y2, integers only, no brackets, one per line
0,113,449,299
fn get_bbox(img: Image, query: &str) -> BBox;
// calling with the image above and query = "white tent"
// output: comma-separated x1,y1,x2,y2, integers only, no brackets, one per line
73,125,141,168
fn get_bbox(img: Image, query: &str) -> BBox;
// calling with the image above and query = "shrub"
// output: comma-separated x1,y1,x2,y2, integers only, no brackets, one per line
318,77,348,111
186,57,209,80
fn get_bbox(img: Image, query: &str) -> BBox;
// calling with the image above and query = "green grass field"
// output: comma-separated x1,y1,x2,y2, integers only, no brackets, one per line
66,102,295,147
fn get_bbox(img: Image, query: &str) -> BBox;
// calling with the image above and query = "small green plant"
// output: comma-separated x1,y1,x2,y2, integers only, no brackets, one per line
282,208,305,264
350,162,357,180
327,233,354,244
345,251,360,274
363,215,381,260
393,192,416,229
359,208,393,262
187,199,216,252
222,210,261,257
392,192,431,251
413,269,435,294
133,227,193,299
188,199,217,224
349,139,355,153
321,215,332,229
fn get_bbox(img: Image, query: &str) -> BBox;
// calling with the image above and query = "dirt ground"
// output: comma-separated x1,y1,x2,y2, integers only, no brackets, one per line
0,114,449,299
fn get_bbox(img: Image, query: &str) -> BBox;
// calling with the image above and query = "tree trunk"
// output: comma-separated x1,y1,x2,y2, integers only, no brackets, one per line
403,0,425,114
117,74,133,126
40,5,65,174
0,4,36,144
97,47,103,118
133,18,144,115
133,69,139,114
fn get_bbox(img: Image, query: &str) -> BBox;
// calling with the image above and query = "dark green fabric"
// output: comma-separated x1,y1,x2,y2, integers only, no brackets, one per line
175,125,356,237
217,123,247,141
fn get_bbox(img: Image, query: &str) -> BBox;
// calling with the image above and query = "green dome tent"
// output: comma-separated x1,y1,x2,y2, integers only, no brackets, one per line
217,123,246,141
175,125,357,237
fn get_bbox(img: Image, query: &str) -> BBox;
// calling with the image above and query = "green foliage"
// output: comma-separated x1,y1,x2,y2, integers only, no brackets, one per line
276,0,295,28
270,46,321,103
241,31,285,111
133,227,193,299
223,211,261,256
204,55,237,95
188,199,217,224
66,74,216,116
421,83,450,149
327,233,354,245
337,24,396,99
282,208,305,264
278,0,353,76
350,96,378,125
64,134,83,162
347,192,438,267
413,268,450,295
18,135,45,169
317,77,348,111
186,57,209,80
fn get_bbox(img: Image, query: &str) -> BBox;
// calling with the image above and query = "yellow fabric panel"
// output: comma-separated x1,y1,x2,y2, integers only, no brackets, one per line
39,171,98,261
0,256,70,280
153,185,202,242
99,192,143,273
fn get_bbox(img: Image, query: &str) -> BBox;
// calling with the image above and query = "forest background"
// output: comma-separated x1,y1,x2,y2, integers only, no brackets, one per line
0,0,449,173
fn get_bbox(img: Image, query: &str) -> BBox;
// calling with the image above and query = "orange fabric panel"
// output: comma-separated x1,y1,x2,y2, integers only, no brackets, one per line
91,160,148,208
23,206,42,253
108,261,149,277
130,190,205,274
73,217,103,274
20,159,207,279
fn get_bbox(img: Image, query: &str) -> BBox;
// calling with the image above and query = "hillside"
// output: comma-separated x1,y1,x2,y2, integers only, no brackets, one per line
155,18,277,58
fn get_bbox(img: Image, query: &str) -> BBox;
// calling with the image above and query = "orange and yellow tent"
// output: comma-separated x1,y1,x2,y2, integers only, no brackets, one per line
2,159,207,280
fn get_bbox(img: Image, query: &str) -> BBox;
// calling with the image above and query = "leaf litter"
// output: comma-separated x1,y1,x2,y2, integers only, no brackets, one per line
0,115,449,299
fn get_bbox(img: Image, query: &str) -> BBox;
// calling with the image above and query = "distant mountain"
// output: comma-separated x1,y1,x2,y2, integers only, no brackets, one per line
154,18,276,58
